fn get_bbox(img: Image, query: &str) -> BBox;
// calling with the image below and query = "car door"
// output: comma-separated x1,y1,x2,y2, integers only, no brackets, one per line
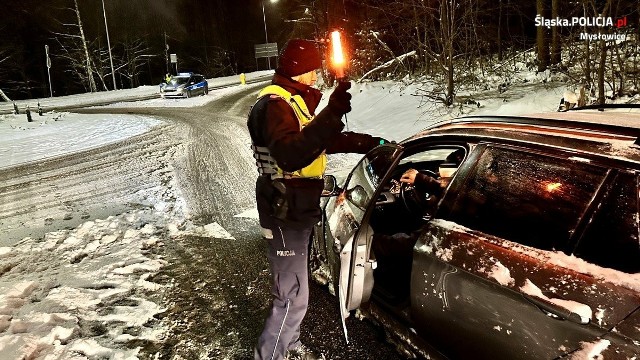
568,169,640,357
410,144,640,359
194,75,205,95
327,144,402,327
186,75,197,93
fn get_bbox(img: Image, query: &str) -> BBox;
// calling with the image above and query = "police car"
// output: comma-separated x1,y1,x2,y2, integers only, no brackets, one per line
160,72,208,98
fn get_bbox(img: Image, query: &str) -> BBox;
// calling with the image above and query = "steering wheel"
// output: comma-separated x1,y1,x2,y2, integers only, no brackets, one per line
399,169,439,219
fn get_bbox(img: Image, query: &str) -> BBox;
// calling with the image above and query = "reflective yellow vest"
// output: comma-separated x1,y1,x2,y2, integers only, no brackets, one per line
254,85,327,179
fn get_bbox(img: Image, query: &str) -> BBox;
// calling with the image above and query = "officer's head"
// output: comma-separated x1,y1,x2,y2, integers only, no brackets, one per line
276,39,322,86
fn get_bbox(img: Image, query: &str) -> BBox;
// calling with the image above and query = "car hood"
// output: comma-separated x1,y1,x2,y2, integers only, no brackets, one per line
162,83,185,90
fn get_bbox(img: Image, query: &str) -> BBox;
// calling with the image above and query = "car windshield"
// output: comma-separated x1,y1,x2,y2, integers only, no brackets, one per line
170,77,190,85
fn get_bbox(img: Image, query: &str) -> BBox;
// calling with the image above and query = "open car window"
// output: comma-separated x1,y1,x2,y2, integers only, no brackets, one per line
399,148,462,166
394,146,467,180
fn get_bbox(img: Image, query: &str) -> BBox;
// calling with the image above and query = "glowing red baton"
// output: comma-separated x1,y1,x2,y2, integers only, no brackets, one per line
331,30,346,79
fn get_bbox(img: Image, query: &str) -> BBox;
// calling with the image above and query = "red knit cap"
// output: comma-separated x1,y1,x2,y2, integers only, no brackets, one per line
276,39,322,78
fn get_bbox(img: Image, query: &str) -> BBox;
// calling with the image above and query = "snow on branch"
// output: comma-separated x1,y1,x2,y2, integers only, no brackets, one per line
357,51,416,83
0,88,11,102
370,30,396,60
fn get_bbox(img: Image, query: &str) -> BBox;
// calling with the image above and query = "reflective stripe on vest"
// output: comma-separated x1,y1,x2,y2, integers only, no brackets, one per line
252,85,326,179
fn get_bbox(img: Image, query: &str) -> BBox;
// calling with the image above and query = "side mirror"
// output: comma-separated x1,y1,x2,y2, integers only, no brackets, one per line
346,185,369,210
321,175,341,197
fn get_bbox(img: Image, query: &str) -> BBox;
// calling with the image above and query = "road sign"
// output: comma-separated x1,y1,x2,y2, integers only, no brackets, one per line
254,43,278,59
170,53,177,63
45,45,53,97
45,45,51,68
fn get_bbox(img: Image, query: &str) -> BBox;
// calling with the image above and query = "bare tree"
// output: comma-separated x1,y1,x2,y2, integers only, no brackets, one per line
0,47,11,98
52,0,97,92
440,0,457,105
590,0,615,104
118,39,156,88
582,0,592,87
537,0,550,72
72,0,96,92
189,45,234,79
550,0,561,65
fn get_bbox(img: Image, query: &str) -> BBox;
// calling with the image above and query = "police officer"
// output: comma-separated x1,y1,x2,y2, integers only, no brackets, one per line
248,39,385,360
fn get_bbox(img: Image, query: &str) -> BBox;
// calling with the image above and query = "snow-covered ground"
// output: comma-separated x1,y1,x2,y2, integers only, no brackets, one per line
0,71,273,114
0,113,163,169
0,70,567,171
0,69,620,359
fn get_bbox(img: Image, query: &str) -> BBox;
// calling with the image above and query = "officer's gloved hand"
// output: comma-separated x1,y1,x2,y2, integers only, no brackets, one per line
328,81,352,116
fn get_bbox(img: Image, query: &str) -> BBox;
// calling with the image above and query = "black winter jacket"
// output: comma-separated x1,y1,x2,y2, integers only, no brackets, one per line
248,73,382,230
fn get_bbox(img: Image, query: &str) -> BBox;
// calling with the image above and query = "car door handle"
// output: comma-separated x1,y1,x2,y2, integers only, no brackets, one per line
523,295,588,325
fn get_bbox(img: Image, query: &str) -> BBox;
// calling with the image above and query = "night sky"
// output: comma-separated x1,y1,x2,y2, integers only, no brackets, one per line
0,0,319,99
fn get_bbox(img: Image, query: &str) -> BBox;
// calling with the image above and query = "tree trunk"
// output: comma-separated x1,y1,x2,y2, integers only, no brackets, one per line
550,0,561,65
536,0,549,72
498,0,503,61
446,55,454,106
74,0,96,92
597,40,607,105
583,1,591,86
596,0,614,104
635,0,640,91
613,42,624,97
441,0,455,106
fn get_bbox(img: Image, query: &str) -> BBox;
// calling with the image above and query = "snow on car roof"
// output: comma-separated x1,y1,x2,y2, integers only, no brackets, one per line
526,110,640,130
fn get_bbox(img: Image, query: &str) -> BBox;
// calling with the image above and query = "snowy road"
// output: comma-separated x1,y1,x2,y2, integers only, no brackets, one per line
0,65,599,360
0,83,405,359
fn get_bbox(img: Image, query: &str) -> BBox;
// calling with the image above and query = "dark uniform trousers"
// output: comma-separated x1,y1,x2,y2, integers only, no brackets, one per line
255,226,312,360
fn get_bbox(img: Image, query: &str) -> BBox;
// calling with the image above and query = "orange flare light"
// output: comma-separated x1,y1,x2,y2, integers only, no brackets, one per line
546,182,562,192
331,30,346,78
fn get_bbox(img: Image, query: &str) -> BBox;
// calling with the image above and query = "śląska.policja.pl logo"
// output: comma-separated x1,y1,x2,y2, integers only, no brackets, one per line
535,15,631,42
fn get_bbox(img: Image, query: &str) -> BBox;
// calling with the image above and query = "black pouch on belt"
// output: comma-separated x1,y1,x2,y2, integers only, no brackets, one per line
271,180,288,220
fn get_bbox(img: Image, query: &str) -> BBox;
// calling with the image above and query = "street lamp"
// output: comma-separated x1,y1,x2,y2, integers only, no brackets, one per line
261,0,278,70
101,0,116,90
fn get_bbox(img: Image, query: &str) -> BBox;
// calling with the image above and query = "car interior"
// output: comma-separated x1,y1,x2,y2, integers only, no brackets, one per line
367,145,468,318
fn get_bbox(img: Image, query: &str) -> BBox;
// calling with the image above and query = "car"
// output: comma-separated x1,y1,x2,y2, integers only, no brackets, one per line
311,105,640,359
160,72,208,98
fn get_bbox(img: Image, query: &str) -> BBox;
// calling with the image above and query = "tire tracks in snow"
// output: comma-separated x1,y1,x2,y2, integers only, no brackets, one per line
0,124,186,246
78,84,262,228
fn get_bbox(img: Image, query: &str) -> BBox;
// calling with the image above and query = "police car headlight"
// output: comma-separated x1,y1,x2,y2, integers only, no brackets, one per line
176,87,184,93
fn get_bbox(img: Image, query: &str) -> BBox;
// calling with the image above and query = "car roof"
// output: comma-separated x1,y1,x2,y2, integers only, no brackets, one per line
408,110,640,164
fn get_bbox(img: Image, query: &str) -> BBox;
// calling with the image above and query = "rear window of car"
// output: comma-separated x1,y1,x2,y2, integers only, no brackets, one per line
573,171,640,273
443,146,608,251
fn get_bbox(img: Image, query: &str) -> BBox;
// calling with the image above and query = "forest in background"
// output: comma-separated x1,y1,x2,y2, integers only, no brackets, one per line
0,0,638,106
324,0,639,106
